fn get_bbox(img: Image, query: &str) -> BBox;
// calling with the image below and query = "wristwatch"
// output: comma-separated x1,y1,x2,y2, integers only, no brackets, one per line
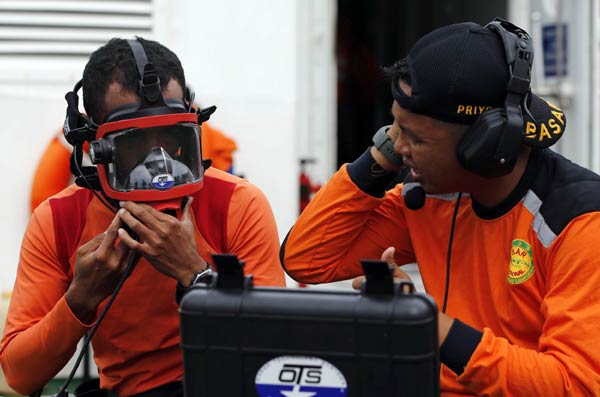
372,125,404,166
175,267,213,304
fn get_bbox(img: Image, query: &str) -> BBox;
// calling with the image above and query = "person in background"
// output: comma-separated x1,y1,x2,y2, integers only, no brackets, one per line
194,107,237,174
281,19,600,396
2,36,284,396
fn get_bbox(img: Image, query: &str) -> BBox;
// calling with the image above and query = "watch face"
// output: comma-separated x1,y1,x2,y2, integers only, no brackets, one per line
192,268,214,286
176,268,215,305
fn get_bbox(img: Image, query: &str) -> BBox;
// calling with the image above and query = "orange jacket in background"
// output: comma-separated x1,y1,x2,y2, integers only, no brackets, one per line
201,122,237,173
30,134,73,212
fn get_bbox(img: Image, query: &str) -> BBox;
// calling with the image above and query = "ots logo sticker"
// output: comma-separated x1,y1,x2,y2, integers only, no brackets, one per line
152,174,175,190
508,239,535,284
255,356,347,397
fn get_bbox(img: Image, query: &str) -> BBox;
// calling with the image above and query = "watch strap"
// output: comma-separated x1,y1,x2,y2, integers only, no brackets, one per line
372,125,404,166
175,267,213,305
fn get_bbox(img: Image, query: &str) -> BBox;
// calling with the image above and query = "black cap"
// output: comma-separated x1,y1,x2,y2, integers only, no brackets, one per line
391,20,566,149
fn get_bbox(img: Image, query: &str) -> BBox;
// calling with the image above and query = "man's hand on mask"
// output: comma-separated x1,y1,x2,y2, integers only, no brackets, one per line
66,212,132,324
117,198,208,286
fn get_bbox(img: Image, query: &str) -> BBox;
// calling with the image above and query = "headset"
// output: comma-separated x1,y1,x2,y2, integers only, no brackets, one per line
62,38,216,203
456,18,534,178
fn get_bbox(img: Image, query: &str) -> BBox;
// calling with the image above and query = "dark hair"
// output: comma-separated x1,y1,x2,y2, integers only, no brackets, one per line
82,37,186,122
382,58,411,85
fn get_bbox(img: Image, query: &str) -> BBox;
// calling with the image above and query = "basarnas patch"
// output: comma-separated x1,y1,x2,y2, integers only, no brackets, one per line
508,239,535,284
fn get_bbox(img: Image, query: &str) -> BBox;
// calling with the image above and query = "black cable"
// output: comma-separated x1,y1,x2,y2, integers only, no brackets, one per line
55,249,141,396
441,192,462,313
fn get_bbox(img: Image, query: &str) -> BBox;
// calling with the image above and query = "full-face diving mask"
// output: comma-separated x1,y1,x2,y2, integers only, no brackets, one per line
89,112,204,207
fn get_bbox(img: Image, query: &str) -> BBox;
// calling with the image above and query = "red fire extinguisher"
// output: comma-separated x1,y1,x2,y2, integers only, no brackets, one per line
297,158,322,288
299,158,321,214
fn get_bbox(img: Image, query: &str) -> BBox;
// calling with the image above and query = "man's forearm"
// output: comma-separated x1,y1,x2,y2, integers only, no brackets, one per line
1,296,89,395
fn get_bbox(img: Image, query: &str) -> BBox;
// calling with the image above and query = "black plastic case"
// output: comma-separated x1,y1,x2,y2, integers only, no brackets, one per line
179,255,439,397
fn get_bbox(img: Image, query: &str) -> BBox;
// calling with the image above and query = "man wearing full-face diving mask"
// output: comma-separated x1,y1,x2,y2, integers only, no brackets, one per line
0,37,285,396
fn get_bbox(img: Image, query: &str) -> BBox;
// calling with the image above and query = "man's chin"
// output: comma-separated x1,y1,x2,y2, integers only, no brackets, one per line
419,183,449,196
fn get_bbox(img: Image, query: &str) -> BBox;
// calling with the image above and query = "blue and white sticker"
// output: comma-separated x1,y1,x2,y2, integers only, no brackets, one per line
151,174,175,190
255,355,347,397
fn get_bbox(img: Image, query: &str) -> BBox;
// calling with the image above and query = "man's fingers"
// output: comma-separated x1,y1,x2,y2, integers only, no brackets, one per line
96,212,124,253
121,201,172,224
117,226,142,251
350,248,401,291
381,246,412,282
114,240,134,270
352,276,365,290
118,207,151,238
181,196,193,223
76,233,103,257
393,266,411,281
78,213,121,254
387,122,401,141
380,246,396,265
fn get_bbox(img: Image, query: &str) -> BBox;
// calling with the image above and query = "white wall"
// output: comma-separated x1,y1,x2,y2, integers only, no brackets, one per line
0,0,337,292
0,58,86,293
512,0,595,170
153,0,337,241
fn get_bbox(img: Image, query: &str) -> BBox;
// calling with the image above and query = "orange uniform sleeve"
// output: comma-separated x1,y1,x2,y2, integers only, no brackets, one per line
0,203,92,395
456,214,600,396
226,180,285,287
282,165,415,283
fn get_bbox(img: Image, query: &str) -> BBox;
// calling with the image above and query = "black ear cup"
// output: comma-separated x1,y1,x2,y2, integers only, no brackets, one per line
457,108,520,178
455,18,534,178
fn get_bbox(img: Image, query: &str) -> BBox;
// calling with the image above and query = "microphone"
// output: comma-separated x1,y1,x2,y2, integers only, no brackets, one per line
402,173,426,210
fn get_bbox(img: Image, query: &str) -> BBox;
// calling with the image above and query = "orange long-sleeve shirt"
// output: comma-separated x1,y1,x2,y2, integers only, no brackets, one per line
282,148,600,396
1,167,284,396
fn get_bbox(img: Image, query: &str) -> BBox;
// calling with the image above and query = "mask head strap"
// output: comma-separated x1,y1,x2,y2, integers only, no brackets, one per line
63,80,98,146
127,38,163,104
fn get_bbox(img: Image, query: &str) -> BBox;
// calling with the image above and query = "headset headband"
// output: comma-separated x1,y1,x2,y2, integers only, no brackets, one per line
486,18,533,167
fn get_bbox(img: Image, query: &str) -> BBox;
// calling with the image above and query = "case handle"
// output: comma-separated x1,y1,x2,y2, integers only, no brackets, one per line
360,259,394,295
360,259,415,296
211,254,254,290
